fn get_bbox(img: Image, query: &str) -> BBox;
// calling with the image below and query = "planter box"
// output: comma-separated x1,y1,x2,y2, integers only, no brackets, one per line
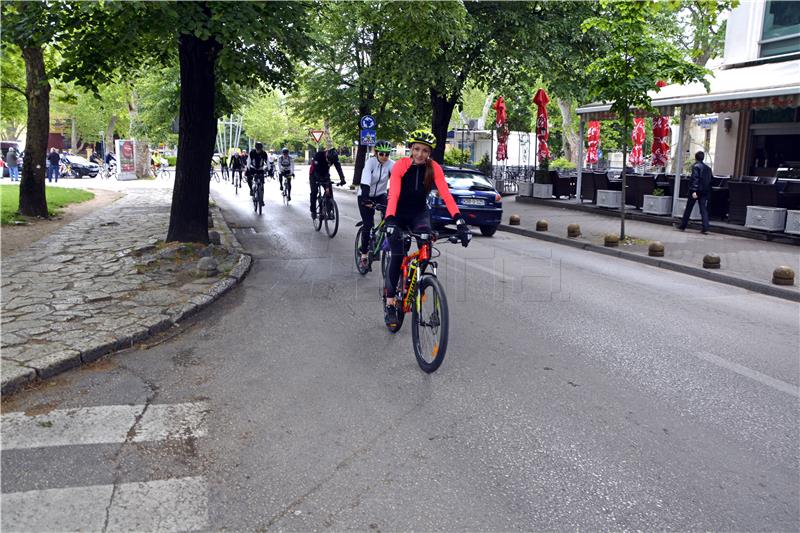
517,182,533,197
785,210,800,235
532,183,553,198
745,206,787,231
642,195,673,215
597,189,621,208
672,197,700,220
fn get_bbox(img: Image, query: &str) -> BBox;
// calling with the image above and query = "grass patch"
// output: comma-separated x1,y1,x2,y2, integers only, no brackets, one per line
0,184,95,224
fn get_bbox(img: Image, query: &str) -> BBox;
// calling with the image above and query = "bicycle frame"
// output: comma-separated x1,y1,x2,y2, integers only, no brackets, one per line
399,239,435,314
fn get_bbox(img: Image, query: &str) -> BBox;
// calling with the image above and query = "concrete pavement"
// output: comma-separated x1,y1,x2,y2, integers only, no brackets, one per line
499,197,800,301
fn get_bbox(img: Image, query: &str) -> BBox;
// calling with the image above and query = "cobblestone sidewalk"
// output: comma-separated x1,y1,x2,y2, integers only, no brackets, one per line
500,198,799,300
1,189,251,395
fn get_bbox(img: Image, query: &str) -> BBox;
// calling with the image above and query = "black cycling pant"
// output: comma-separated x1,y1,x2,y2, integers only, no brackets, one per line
358,194,387,254
310,174,333,215
385,209,432,299
231,168,243,186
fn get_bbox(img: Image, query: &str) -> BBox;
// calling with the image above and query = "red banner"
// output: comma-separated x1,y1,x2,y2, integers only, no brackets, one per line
493,96,509,161
533,89,550,161
651,116,670,167
629,118,646,166
586,121,600,165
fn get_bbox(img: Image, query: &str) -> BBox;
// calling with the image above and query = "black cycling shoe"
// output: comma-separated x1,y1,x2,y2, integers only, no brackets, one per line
280,185,283,191
384,304,399,327
311,212,317,220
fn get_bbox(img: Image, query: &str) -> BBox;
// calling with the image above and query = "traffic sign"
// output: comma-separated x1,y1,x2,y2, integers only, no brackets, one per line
359,115,376,129
360,129,376,146
309,130,325,143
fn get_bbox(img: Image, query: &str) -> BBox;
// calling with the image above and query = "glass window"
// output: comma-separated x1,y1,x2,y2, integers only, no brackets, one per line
443,171,495,190
761,0,800,57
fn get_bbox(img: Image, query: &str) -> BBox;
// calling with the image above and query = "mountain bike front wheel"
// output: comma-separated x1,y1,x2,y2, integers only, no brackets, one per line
411,274,449,373
324,199,339,238
314,197,324,231
355,227,369,275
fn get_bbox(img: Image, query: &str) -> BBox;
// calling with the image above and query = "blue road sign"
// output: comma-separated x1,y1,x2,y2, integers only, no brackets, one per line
360,115,376,130
360,129,376,146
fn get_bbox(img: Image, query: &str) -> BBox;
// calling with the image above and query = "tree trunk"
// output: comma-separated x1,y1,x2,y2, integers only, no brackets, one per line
166,32,219,244
477,92,494,130
18,45,49,218
557,98,580,164
430,89,458,164
70,116,78,153
105,114,117,156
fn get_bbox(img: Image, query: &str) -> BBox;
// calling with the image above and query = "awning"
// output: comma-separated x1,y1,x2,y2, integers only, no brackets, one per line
577,59,800,119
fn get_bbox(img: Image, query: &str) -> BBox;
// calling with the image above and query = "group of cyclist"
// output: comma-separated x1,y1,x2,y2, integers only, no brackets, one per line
226,129,471,328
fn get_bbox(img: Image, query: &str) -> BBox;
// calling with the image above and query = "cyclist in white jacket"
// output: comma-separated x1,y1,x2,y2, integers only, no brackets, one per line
357,140,394,267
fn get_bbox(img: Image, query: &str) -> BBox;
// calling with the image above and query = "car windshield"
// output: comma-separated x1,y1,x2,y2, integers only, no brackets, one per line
67,155,92,165
444,171,495,191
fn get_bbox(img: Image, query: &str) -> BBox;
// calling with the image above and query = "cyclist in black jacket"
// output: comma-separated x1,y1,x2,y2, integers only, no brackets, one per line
310,148,346,219
230,150,246,189
248,142,268,200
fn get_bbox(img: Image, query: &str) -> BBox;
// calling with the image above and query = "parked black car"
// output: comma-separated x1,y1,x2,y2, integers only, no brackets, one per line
61,154,100,178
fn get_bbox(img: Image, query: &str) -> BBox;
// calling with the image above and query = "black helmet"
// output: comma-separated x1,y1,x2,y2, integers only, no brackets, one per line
255,142,263,151
374,140,392,153
326,148,338,158
282,147,289,154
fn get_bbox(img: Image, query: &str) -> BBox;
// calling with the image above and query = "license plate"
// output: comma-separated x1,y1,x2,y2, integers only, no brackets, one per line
461,198,485,206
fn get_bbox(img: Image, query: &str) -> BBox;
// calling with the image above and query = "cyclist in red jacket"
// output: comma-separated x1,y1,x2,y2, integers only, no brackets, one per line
382,129,470,327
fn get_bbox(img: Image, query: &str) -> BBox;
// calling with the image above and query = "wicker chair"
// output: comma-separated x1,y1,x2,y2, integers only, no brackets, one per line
580,171,596,203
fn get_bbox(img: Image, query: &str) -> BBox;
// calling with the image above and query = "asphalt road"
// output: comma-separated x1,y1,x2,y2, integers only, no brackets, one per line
2,172,798,531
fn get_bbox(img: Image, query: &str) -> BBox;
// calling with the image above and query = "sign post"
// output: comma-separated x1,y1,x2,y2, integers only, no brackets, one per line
359,115,377,147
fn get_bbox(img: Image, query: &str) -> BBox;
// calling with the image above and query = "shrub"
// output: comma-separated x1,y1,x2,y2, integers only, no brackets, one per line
477,154,492,176
550,157,576,171
444,146,470,166
166,155,177,166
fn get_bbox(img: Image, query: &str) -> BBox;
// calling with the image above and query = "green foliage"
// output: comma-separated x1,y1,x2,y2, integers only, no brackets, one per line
294,1,431,146
444,147,470,166
550,157,576,171
652,187,665,196
241,90,312,151
582,0,710,129
0,44,27,140
477,153,492,176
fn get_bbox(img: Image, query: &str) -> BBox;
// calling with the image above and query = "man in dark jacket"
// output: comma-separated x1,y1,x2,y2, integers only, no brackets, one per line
677,151,712,234
309,148,346,219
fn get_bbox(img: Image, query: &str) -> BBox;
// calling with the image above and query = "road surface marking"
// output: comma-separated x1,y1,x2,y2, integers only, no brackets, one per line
1,402,208,450
696,351,799,398
1,476,207,533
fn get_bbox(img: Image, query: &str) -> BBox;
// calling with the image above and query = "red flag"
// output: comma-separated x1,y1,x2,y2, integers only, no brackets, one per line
493,97,509,161
629,118,646,166
586,120,600,165
651,116,670,167
533,89,550,161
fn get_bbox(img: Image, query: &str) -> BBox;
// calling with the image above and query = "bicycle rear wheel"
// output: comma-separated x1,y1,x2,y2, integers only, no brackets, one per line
258,184,264,214
411,274,449,373
324,198,339,238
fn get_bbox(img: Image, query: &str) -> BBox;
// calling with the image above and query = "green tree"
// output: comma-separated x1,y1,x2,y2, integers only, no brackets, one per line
57,1,311,243
294,1,437,185
0,43,28,141
242,90,312,152
582,0,709,238
1,2,57,218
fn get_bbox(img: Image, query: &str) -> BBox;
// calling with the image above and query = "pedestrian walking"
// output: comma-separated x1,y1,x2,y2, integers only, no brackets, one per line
6,147,19,181
677,151,712,234
47,148,61,183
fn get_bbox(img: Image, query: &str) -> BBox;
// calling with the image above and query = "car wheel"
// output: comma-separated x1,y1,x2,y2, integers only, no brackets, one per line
479,225,497,237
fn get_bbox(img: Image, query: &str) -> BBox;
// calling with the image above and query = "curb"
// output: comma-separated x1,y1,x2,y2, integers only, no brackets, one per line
1,212,253,397
497,224,800,303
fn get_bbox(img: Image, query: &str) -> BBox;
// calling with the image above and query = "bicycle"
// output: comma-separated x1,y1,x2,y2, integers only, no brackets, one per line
210,168,221,183
312,179,339,238
252,172,265,215
156,164,170,180
382,229,466,373
100,163,117,180
232,169,244,193
354,202,388,276
281,171,292,205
